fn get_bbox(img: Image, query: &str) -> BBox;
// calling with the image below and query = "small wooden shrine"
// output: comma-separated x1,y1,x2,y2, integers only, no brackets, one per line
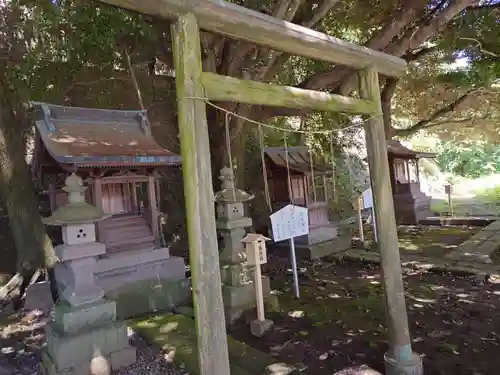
264,146,350,259
30,102,189,318
387,140,435,224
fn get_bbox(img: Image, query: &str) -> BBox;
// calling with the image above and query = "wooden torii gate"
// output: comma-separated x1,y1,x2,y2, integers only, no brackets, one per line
99,1,421,374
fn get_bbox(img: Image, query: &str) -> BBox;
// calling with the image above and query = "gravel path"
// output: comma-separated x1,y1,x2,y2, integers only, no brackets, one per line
0,310,190,375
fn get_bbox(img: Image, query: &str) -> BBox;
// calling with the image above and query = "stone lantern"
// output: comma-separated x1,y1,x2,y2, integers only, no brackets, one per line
214,167,270,324
41,173,136,375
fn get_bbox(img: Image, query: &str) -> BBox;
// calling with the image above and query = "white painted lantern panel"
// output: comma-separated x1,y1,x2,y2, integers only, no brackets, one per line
245,242,267,266
270,204,309,242
62,223,96,245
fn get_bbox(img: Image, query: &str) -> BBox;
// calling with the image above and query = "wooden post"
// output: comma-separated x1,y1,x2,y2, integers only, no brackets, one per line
123,182,132,212
48,183,56,213
356,196,364,242
93,177,103,240
131,183,138,213
323,175,328,202
254,260,265,321
358,68,414,363
147,174,159,244
172,12,230,375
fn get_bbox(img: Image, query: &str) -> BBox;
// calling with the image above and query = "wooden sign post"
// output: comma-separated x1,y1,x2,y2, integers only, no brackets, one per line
445,184,453,216
354,196,365,242
241,233,272,337
270,204,309,299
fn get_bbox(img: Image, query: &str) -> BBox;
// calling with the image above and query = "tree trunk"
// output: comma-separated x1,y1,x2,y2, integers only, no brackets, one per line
381,78,398,139
208,107,228,191
207,106,252,191
0,100,57,276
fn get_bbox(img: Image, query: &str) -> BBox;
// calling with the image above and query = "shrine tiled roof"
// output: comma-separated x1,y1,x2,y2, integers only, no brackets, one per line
264,146,331,175
387,140,435,159
31,102,181,167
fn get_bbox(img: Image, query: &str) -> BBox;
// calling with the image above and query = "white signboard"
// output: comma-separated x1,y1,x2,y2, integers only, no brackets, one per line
361,187,378,242
270,204,309,242
361,188,374,209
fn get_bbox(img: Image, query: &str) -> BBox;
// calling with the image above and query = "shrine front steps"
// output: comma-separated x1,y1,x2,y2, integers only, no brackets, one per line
131,313,302,375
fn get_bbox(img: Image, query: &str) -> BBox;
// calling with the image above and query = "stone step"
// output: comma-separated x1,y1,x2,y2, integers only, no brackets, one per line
100,216,147,229
105,213,142,221
103,226,152,243
419,216,498,227
106,243,155,254
103,223,151,234
104,223,151,232
106,235,155,252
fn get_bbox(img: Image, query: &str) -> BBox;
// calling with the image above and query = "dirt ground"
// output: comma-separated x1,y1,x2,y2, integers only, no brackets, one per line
355,225,480,258
231,256,500,375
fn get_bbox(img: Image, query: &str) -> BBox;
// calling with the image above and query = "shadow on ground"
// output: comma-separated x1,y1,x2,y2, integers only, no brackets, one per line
354,225,479,258
231,256,500,375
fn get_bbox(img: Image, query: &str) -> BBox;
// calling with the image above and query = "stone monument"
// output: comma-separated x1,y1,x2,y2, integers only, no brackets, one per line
41,173,136,375
214,167,270,324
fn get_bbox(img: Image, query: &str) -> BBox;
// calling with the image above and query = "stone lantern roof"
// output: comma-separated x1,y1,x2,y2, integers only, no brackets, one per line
43,173,109,225
214,167,254,203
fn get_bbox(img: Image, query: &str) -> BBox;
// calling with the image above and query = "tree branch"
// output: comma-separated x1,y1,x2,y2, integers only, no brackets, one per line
284,0,305,21
458,37,498,57
386,0,478,56
404,46,438,61
273,0,293,19
396,113,493,136
366,0,430,52
467,3,500,11
304,0,342,28
297,0,428,90
395,89,475,136
296,0,475,94
260,0,342,82
381,78,399,137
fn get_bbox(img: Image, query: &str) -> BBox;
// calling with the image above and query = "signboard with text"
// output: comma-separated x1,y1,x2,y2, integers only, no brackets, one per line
270,204,309,243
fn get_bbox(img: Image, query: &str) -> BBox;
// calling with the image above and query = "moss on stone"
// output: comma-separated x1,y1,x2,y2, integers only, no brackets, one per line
106,278,191,320
131,313,299,375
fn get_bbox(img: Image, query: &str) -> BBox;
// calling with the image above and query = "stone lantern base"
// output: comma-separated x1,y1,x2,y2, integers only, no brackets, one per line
41,299,135,375
222,275,271,324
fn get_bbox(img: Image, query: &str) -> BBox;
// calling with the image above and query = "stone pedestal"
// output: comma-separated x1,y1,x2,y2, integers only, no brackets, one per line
94,247,190,319
41,174,136,375
215,167,271,325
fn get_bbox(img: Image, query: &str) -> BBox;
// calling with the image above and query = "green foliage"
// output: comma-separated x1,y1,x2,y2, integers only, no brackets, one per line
393,4,500,140
420,158,441,178
1,0,158,108
474,186,500,210
434,139,500,178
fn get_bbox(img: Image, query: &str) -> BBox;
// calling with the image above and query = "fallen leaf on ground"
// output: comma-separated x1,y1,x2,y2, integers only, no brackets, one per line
319,353,328,360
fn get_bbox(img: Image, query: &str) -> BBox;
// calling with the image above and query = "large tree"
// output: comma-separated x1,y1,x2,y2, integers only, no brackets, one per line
132,0,497,182
1,0,498,295
390,3,500,139
0,0,155,301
